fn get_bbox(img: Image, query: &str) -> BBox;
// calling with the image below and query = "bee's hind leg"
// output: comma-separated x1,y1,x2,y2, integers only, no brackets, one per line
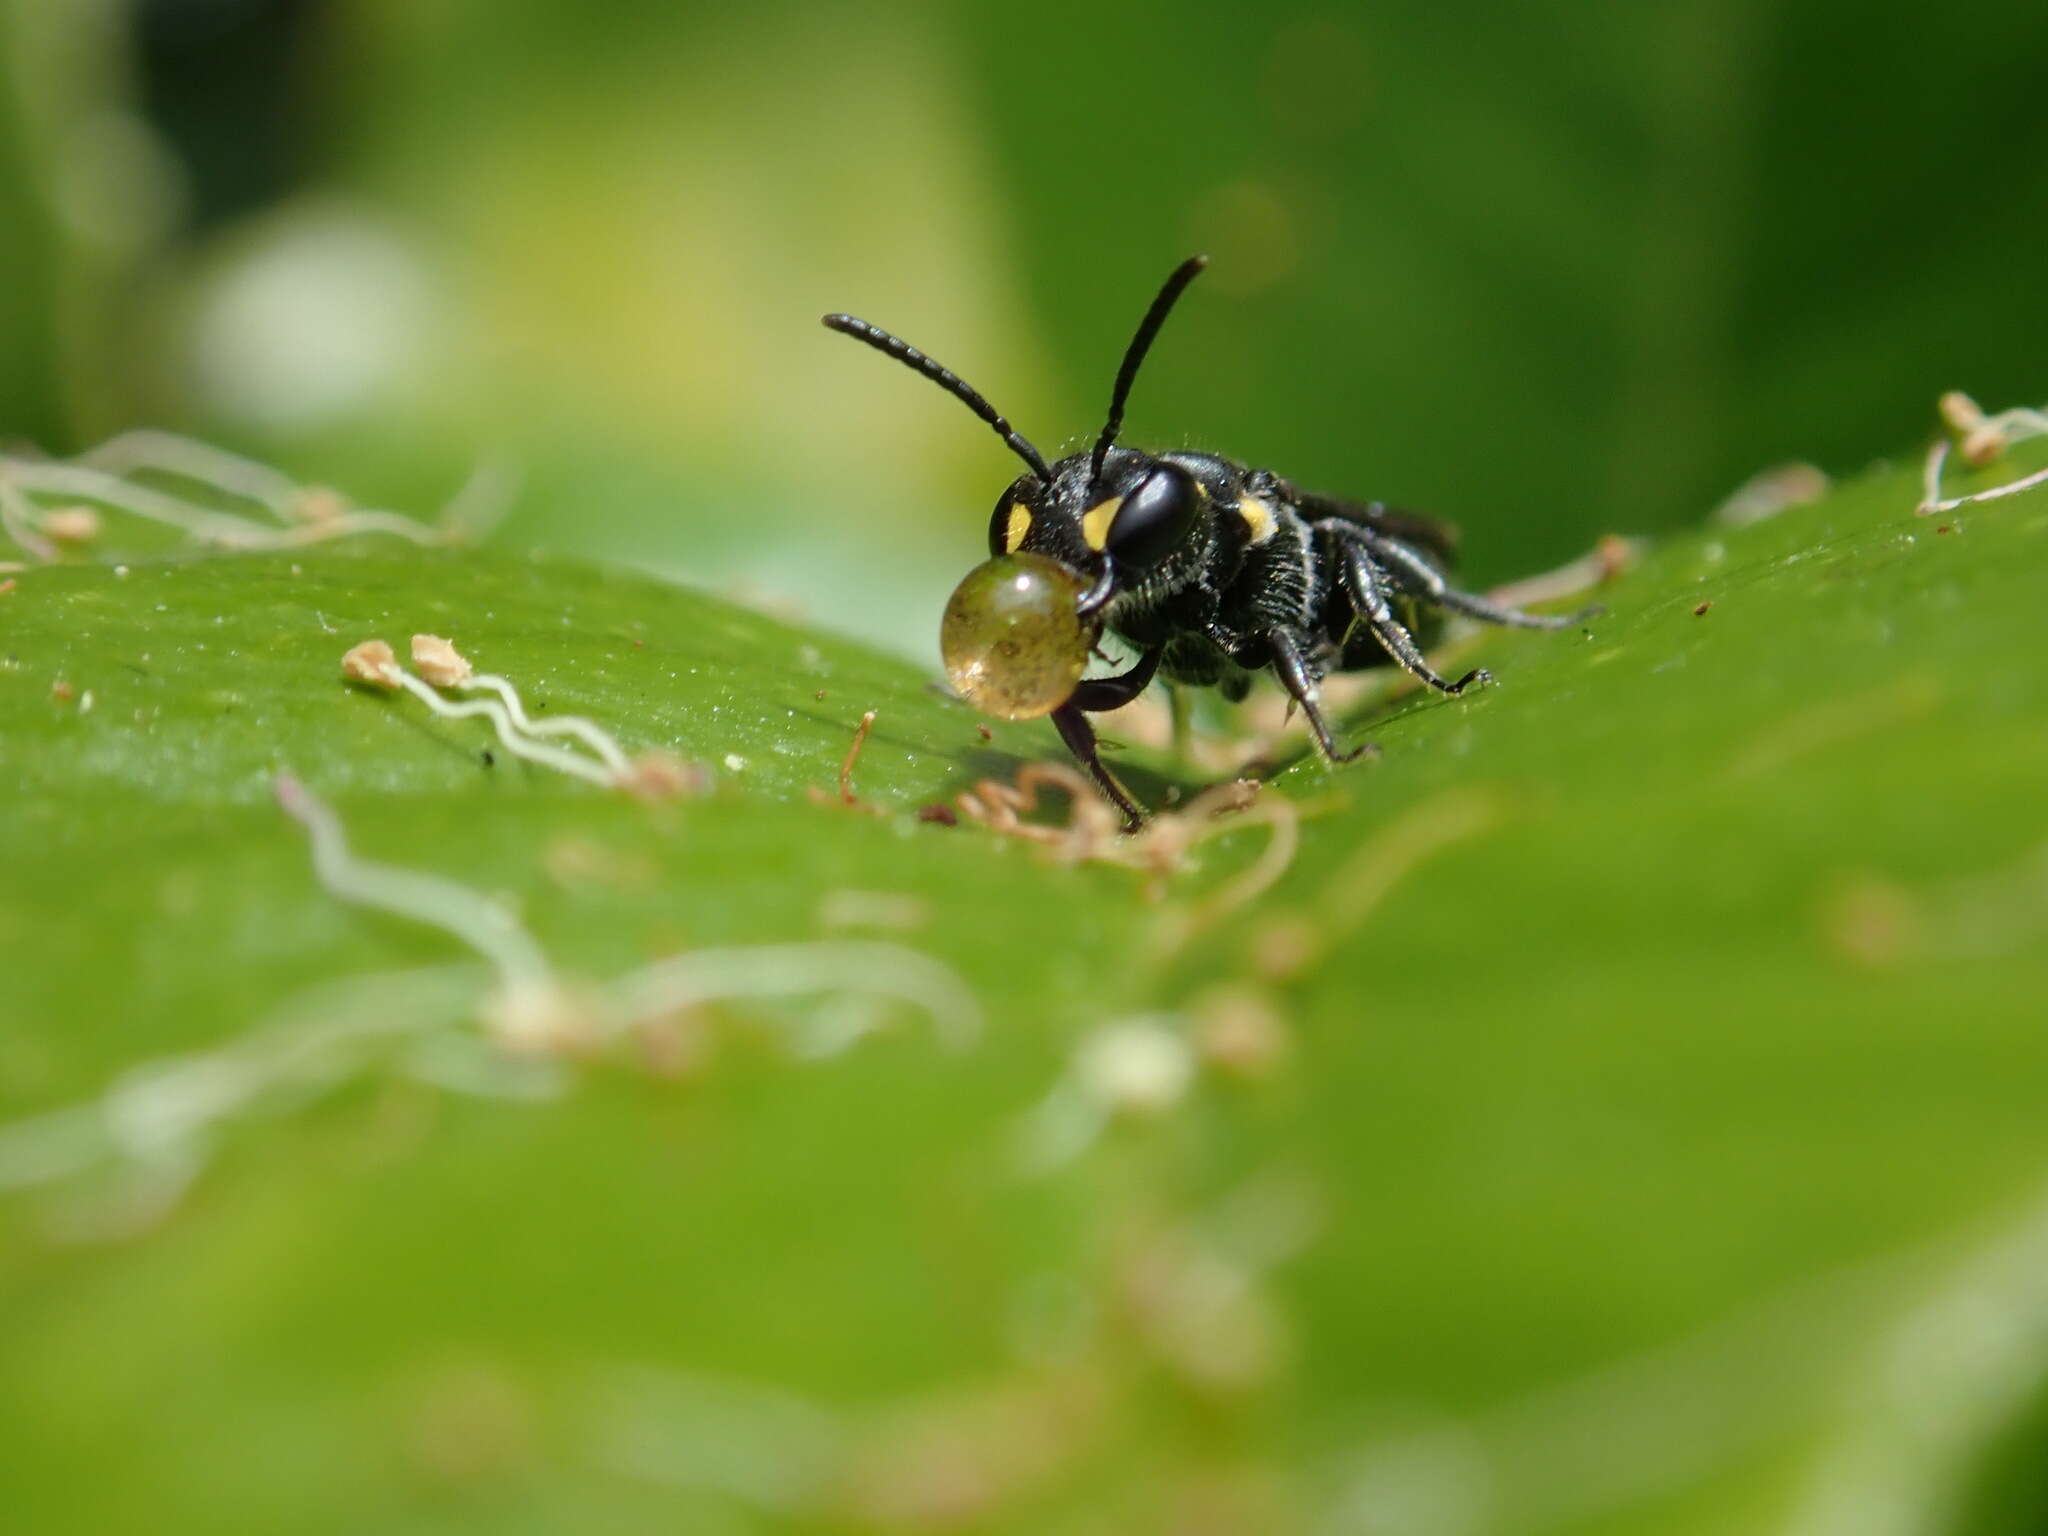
1345,525,1601,629
1320,532,1493,697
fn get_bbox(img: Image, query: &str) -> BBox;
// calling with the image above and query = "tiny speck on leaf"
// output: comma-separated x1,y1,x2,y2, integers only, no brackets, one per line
917,803,958,826
481,749,496,768
1936,524,1953,535
977,724,992,741
1693,602,1712,617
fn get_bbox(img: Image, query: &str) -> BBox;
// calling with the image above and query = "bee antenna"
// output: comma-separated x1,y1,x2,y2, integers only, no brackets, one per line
821,313,1052,483
1089,255,1209,489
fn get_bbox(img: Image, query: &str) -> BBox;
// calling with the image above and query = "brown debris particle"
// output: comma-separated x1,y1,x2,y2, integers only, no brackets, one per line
341,638,401,689
955,761,1123,852
976,723,993,741
917,803,959,826
1593,532,1635,580
1693,601,1712,617
1120,1235,1284,1394
480,979,600,1055
1249,914,1318,982
1483,533,1642,610
616,750,710,800
41,506,102,545
839,1373,1107,1530
399,1360,536,1491
290,485,351,524
634,1010,711,1078
1938,389,1984,437
1712,464,1830,527
543,835,657,890
1962,430,2006,468
952,763,1282,902
806,709,896,818
1195,986,1292,1077
410,633,473,687
1937,390,2033,466
1820,873,1921,969
50,678,74,703
839,710,877,804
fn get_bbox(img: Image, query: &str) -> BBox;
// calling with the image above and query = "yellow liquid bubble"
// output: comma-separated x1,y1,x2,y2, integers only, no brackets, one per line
940,554,1092,720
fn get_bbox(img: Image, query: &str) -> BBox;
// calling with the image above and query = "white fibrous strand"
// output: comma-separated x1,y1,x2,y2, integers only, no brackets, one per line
0,430,496,551
455,673,635,777
340,637,636,788
1919,392,2048,515
0,780,987,1211
275,774,558,1001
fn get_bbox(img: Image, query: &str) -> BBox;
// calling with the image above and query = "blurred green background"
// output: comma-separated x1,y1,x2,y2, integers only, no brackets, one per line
10,0,2048,655
9,4,2048,1534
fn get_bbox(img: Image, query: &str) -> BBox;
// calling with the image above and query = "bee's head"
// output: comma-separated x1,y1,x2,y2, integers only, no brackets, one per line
990,450,1201,565
939,445,1204,719
823,256,1210,720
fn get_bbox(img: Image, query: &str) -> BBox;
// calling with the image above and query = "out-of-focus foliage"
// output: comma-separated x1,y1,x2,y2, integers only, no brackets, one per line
8,0,2048,652
2,439,2047,1533
7,3,2048,1532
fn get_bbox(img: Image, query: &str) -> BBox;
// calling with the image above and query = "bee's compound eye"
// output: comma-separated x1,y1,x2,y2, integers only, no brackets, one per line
940,554,1090,720
1107,464,1201,569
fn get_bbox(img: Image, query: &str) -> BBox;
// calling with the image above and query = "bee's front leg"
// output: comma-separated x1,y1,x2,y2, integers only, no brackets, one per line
1051,703,1148,831
1068,645,1162,712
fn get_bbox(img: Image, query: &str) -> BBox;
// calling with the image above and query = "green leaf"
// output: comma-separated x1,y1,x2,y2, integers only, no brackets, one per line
3,440,2047,1532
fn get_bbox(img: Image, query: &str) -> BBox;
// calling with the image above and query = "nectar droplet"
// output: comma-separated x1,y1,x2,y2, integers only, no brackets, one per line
940,554,1091,720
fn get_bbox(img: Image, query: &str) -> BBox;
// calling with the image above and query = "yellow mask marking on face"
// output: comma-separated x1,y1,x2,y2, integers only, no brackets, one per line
1237,493,1276,544
1003,504,1033,552
1081,496,1123,552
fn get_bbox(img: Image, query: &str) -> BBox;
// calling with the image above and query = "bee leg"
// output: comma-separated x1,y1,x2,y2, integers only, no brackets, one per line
1052,703,1148,831
1326,534,1493,696
1267,627,1374,763
1341,525,1599,628
1068,644,1162,711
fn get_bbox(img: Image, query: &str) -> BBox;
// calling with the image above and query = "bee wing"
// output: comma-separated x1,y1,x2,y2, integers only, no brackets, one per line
1281,483,1462,569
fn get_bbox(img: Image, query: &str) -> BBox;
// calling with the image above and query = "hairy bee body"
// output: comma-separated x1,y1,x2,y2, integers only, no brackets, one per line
825,257,1590,827
996,444,1468,701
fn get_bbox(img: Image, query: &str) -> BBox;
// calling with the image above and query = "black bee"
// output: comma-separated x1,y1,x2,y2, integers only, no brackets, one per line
824,256,1590,828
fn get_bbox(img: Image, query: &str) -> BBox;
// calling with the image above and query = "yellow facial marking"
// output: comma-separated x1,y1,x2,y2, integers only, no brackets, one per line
1237,493,1278,544
1003,504,1033,552
1081,496,1123,552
